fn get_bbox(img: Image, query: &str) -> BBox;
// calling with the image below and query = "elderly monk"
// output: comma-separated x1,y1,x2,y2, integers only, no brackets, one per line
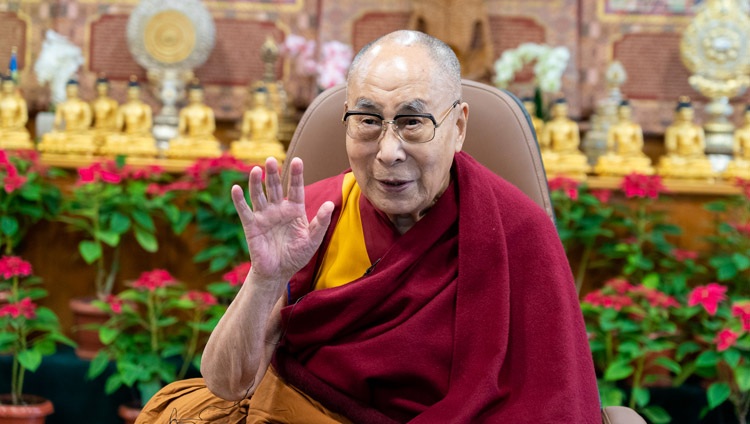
138,30,599,424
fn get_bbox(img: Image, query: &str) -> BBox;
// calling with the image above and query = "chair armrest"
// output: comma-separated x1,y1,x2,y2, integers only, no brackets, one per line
601,406,647,424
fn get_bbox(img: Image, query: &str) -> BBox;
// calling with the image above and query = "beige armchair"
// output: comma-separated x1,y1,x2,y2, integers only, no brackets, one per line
281,80,646,424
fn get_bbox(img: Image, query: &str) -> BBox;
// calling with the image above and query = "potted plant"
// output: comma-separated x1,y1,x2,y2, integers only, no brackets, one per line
0,149,62,256
59,159,190,358
87,269,224,420
0,255,75,423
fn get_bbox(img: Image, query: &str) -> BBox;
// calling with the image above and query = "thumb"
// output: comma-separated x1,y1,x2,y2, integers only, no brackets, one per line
308,201,334,248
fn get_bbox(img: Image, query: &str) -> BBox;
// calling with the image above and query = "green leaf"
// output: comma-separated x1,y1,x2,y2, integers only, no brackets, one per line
108,212,131,234
632,387,650,407
87,352,111,379
723,349,741,368
604,361,634,381
104,374,123,394
640,405,671,424
737,367,750,392
733,253,750,271
100,327,119,345
654,356,681,374
18,349,43,372
132,209,155,232
642,273,660,289
134,227,158,252
0,216,19,237
79,240,102,264
707,382,731,410
696,350,719,367
97,230,120,247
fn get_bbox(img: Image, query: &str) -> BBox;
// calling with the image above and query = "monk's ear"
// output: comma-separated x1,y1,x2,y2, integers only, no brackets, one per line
453,101,469,153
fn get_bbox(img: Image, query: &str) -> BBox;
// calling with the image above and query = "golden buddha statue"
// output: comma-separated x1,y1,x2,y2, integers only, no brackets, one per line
540,98,590,178
165,81,221,159
38,80,97,155
230,87,286,163
657,97,716,180
0,75,33,150
522,97,546,150
594,100,654,176
723,104,750,180
90,76,119,147
101,78,157,158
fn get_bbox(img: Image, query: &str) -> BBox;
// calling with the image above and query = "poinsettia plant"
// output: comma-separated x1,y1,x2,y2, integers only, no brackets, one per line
59,159,191,299
0,255,75,405
0,149,63,255
671,283,750,423
87,269,225,405
155,154,253,273
582,277,678,424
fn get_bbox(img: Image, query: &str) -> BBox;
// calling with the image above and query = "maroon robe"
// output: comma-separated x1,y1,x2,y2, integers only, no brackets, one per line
272,151,600,423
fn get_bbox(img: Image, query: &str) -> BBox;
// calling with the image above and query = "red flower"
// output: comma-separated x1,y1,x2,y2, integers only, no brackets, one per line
621,173,666,199
222,262,251,286
732,223,750,238
2,164,27,193
583,290,633,311
0,150,9,166
591,189,612,204
735,178,750,200
0,298,37,319
0,256,33,279
688,283,728,316
604,278,634,295
715,329,739,352
632,285,680,308
184,290,218,309
672,249,699,262
105,294,123,315
76,162,123,185
732,301,750,331
548,176,579,200
131,269,177,292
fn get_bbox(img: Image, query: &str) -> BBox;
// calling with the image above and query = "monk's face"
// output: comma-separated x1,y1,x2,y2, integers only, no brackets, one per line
345,42,467,223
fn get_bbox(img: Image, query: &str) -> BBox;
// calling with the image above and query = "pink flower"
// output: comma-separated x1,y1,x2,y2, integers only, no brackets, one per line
732,301,750,331
591,189,612,203
77,164,98,184
672,249,699,262
735,178,750,200
105,295,123,315
0,298,37,319
632,285,680,308
548,176,579,200
184,290,218,309
99,170,122,184
131,269,177,291
222,262,251,286
715,329,739,352
0,256,33,279
76,162,124,185
0,150,9,166
621,173,666,199
688,283,728,316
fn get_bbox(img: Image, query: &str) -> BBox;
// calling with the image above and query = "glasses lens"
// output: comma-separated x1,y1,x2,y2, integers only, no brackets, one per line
395,116,435,143
346,115,383,141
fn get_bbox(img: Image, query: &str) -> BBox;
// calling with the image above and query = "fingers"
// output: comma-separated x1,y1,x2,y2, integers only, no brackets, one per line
265,157,284,204
287,158,305,204
231,185,254,227
308,201,335,248
248,166,267,211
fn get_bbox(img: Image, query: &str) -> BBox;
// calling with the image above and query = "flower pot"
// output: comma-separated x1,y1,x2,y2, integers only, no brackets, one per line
118,403,141,424
0,395,54,424
69,297,108,360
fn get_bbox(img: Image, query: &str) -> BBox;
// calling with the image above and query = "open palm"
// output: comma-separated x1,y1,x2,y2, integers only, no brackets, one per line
232,157,333,283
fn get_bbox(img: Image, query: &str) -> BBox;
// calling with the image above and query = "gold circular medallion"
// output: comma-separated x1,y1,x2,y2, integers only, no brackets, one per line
144,10,196,64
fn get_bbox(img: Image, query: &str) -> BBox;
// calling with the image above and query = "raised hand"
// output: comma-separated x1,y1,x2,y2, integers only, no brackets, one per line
232,157,334,284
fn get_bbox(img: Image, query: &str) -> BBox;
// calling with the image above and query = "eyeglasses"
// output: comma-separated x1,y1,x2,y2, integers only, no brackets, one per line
342,99,460,144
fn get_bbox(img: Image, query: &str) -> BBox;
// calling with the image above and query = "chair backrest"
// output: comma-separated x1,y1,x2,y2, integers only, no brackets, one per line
281,79,553,220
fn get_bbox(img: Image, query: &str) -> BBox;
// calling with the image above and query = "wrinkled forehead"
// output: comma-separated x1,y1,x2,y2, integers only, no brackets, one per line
346,44,450,112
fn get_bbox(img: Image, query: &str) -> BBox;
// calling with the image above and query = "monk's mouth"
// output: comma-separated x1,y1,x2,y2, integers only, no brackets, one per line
378,179,411,191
